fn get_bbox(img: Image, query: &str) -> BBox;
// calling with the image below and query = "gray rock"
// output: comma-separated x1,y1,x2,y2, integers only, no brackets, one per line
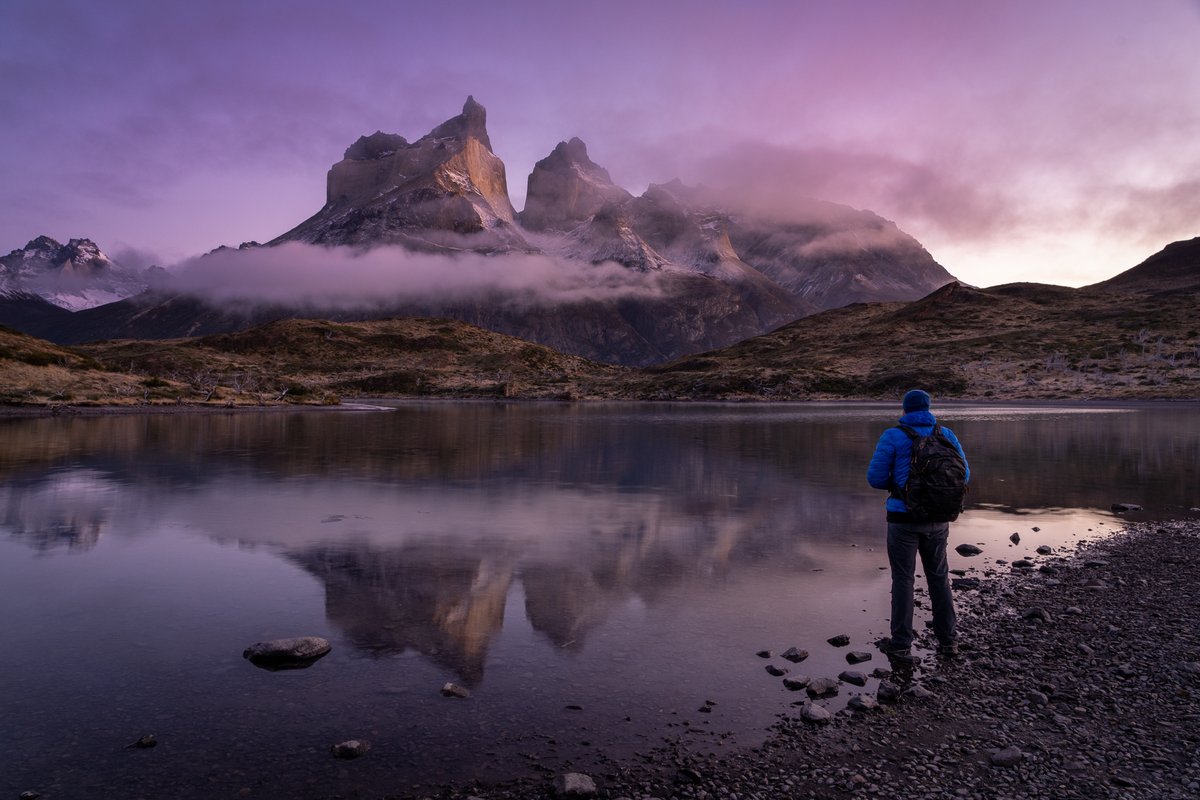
1036,545,1053,555
870,667,892,679
127,734,156,749
1010,532,1021,544
441,682,471,698
838,670,868,686
877,680,902,703
554,772,598,798
990,745,1023,766
806,677,840,697
955,543,983,556
827,634,851,647
782,675,811,691
1038,565,1058,575
1028,691,1049,705
846,650,872,664
765,664,788,677
781,647,809,663
1022,607,1051,622
1012,559,1035,569
1111,503,1142,512
242,637,332,670
848,695,879,712
952,577,982,590
331,739,370,759
903,684,934,700
800,702,832,724
755,649,772,658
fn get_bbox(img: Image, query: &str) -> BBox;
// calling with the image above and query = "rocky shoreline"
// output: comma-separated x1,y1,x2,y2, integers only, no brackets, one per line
431,519,1200,800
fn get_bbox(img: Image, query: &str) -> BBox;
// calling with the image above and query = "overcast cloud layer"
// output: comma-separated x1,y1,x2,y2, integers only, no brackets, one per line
1,0,1198,287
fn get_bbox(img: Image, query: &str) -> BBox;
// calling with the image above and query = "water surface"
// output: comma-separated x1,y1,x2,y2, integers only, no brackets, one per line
2,402,1197,797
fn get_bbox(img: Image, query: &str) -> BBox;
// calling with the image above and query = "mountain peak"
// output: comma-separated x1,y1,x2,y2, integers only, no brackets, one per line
272,97,522,250
520,138,631,232
428,94,492,151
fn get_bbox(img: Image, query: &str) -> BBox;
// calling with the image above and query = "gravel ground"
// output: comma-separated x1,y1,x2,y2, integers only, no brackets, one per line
434,519,1200,800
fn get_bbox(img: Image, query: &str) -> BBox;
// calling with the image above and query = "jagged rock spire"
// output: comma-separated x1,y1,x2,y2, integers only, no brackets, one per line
520,137,631,232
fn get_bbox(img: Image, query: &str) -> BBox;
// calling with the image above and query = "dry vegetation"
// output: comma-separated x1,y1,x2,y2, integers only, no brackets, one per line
621,281,1200,401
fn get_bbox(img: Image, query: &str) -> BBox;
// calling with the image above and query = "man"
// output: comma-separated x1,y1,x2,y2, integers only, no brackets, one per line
867,389,969,660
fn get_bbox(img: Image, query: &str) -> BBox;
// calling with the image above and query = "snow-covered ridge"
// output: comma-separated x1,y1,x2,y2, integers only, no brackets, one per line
0,236,150,310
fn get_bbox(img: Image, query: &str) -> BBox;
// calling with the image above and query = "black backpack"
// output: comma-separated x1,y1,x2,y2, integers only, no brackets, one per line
893,424,968,521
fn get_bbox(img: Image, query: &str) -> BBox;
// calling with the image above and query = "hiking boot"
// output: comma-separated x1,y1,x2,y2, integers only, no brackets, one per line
875,637,917,664
937,641,959,658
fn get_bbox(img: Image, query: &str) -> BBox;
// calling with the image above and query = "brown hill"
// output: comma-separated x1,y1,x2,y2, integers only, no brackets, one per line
76,317,623,402
621,271,1200,400
1089,236,1200,293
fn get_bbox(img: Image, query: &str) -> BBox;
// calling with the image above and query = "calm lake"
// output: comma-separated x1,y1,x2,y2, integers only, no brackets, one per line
2,402,1198,798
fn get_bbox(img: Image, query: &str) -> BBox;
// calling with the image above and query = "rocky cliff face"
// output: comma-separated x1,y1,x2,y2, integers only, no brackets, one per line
519,137,632,232
273,96,529,253
0,236,147,310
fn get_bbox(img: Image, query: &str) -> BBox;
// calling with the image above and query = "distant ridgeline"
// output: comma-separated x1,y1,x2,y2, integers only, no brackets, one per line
0,97,956,367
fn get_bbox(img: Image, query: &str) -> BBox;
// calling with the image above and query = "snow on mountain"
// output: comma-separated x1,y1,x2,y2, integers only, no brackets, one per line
0,236,148,310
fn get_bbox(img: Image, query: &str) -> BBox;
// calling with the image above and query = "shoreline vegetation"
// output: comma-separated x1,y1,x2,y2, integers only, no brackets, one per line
426,518,1200,800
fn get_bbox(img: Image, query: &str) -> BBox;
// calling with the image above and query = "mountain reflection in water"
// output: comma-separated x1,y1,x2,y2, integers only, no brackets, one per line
1,402,1198,795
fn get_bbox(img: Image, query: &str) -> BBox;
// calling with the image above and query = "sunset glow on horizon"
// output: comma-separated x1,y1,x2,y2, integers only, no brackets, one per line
2,0,1198,288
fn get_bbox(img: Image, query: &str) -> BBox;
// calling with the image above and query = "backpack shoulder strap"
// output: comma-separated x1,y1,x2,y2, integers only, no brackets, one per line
893,424,920,441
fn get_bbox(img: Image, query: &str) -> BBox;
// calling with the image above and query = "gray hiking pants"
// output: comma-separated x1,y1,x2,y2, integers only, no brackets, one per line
887,520,957,649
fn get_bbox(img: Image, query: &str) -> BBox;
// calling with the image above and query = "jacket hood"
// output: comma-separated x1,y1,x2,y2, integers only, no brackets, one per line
898,410,937,427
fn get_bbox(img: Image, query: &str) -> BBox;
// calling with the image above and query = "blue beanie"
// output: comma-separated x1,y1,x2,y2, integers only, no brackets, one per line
902,389,931,412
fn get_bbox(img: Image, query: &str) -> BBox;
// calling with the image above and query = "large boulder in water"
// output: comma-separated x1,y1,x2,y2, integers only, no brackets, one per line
242,636,331,670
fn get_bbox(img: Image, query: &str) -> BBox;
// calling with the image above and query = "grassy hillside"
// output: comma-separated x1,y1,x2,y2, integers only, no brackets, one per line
75,317,624,404
620,280,1199,400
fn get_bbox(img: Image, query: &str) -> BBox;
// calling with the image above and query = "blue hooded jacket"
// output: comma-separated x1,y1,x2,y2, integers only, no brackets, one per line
867,410,970,516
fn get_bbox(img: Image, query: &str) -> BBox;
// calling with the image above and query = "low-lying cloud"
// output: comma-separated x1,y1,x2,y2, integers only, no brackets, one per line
171,242,667,309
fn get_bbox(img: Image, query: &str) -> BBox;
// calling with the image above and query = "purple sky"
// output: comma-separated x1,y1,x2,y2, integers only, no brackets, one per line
2,0,1198,287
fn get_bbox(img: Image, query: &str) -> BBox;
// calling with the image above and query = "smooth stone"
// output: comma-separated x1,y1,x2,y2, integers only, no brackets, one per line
765,664,788,677
1012,559,1035,569
952,577,981,590
1036,545,1053,555
331,739,370,759
755,650,772,659
955,543,983,556
870,667,892,679
781,647,809,663
1010,532,1021,544
827,634,851,647
242,637,331,670
839,670,868,686
555,772,598,798
800,702,832,724
846,650,872,664
903,684,934,700
441,682,471,698
848,695,879,712
877,680,902,703
1022,607,1051,622
806,677,840,697
782,675,811,691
